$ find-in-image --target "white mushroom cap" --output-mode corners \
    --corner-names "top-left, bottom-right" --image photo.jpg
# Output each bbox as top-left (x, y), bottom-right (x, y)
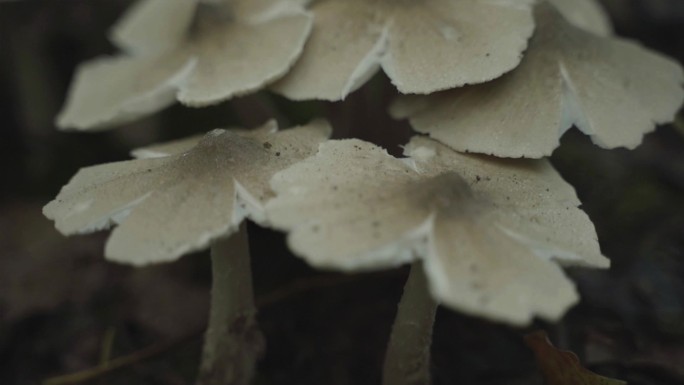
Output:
top-left (271, 0), bottom-right (535, 100)
top-left (44, 120), bottom-right (331, 266)
top-left (392, 1), bottom-right (684, 158)
top-left (266, 136), bottom-right (608, 325)
top-left (57, 0), bottom-right (313, 130)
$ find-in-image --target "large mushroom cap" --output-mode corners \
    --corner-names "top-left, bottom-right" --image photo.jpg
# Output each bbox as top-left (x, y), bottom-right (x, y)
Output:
top-left (57, 0), bottom-right (313, 130)
top-left (266, 136), bottom-right (608, 324)
top-left (44, 119), bottom-right (331, 265)
top-left (392, 1), bottom-right (684, 158)
top-left (271, 0), bottom-right (535, 100)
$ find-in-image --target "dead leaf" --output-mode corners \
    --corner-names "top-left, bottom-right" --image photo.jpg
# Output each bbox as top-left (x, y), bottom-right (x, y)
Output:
top-left (525, 330), bottom-right (627, 385)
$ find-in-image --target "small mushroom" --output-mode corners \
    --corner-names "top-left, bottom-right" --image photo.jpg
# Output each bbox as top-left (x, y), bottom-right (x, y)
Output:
top-left (44, 119), bottom-right (331, 385)
top-left (271, 0), bottom-right (535, 100)
top-left (266, 136), bottom-right (609, 384)
top-left (57, 0), bottom-right (313, 130)
top-left (392, 1), bottom-right (684, 158)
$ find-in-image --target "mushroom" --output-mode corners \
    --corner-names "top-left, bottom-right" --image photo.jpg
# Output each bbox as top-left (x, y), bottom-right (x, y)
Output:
top-left (43, 119), bottom-right (331, 385)
top-left (265, 136), bottom-right (609, 384)
top-left (56, 0), bottom-right (313, 130)
top-left (391, 0), bottom-right (684, 158)
top-left (271, 0), bottom-right (535, 100)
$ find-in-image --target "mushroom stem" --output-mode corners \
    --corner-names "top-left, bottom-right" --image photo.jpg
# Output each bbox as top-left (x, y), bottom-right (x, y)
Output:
top-left (196, 223), bottom-right (264, 385)
top-left (382, 263), bottom-right (438, 385)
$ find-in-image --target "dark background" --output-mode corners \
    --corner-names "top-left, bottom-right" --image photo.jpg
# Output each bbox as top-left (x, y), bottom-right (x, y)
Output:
top-left (0, 1), bottom-right (683, 384)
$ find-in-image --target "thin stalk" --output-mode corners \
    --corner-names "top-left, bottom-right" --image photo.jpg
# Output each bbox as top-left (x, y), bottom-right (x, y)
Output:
top-left (382, 263), bottom-right (438, 385)
top-left (196, 223), bottom-right (264, 385)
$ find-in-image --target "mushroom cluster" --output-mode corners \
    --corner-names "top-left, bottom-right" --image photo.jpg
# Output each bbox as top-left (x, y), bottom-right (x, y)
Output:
top-left (57, 0), bottom-right (312, 129)
top-left (46, 0), bottom-right (683, 384)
